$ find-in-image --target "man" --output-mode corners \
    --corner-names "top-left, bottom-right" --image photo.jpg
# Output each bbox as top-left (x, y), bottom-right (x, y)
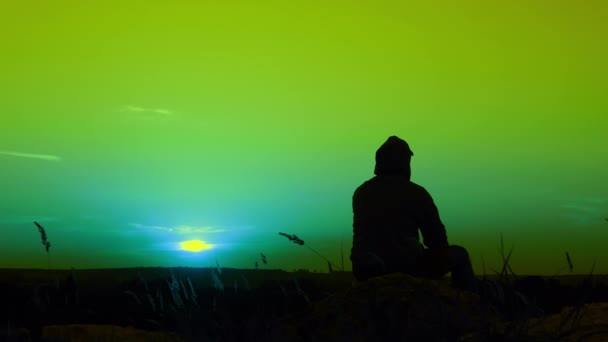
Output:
top-left (350, 136), bottom-right (475, 291)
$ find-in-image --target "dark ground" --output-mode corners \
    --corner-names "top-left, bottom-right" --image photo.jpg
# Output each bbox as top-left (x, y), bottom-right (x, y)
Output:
top-left (1, 268), bottom-right (607, 341)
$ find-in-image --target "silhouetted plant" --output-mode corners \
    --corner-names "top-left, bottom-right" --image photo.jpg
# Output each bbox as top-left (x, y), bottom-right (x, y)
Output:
top-left (239, 273), bottom-right (251, 291)
top-left (33, 221), bottom-right (51, 270)
top-left (278, 232), bottom-right (304, 245)
top-left (278, 232), bottom-right (342, 272)
top-left (167, 272), bottom-right (185, 310)
top-left (260, 253), bottom-right (267, 264)
top-left (340, 239), bottom-right (345, 272)
top-left (209, 268), bottom-right (224, 293)
top-left (553, 260), bottom-right (598, 340)
top-left (498, 233), bottom-right (517, 283)
top-left (292, 277), bottom-right (310, 304)
top-left (186, 278), bottom-right (197, 306)
top-left (565, 251), bottom-right (574, 273)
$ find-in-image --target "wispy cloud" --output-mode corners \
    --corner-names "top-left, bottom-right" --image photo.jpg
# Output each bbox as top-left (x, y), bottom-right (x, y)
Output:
top-left (0, 216), bottom-right (58, 225)
top-left (0, 150), bottom-right (61, 162)
top-left (560, 198), bottom-right (608, 225)
top-left (130, 223), bottom-right (224, 235)
top-left (121, 105), bottom-right (174, 118)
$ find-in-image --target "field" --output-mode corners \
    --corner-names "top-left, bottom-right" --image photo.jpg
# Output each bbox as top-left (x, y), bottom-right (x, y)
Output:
top-left (1, 267), bottom-right (608, 341)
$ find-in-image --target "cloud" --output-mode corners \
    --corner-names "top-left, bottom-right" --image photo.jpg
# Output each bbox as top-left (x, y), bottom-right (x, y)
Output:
top-left (0, 216), bottom-right (58, 225)
top-left (122, 105), bottom-right (174, 118)
top-left (560, 198), bottom-right (608, 225)
top-left (130, 223), bottom-right (224, 235)
top-left (0, 150), bottom-right (61, 162)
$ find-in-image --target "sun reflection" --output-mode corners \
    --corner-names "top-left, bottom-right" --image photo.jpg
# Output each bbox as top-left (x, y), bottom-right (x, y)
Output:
top-left (180, 240), bottom-right (213, 252)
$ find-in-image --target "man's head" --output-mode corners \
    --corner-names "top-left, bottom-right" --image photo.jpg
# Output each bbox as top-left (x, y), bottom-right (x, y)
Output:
top-left (374, 136), bottom-right (414, 178)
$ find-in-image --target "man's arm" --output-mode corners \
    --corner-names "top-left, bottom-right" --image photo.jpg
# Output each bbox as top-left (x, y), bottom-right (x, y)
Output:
top-left (418, 188), bottom-right (449, 249)
top-left (351, 186), bottom-right (368, 253)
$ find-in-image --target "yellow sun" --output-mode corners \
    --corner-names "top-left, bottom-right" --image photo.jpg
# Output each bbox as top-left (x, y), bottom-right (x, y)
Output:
top-left (180, 240), bottom-right (213, 252)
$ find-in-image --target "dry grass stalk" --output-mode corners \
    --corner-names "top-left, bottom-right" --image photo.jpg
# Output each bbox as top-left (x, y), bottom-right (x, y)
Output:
top-left (279, 232), bottom-right (342, 272)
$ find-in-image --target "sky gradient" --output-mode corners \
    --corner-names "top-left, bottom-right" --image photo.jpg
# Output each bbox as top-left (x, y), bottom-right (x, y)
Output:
top-left (1, 0), bottom-right (607, 274)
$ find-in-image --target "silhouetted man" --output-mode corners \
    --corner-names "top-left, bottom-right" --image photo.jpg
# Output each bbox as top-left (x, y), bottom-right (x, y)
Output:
top-left (351, 136), bottom-right (475, 291)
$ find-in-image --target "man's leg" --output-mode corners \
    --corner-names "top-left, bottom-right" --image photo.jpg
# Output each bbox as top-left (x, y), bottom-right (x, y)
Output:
top-left (352, 252), bottom-right (387, 281)
top-left (418, 245), bottom-right (475, 291)
top-left (447, 245), bottom-right (476, 291)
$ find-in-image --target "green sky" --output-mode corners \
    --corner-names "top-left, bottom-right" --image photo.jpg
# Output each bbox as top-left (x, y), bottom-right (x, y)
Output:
top-left (1, 0), bottom-right (607, 274)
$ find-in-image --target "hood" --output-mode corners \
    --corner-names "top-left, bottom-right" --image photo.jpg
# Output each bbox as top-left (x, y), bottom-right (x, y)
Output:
top-left (374, 136), bottom-right (414, 177)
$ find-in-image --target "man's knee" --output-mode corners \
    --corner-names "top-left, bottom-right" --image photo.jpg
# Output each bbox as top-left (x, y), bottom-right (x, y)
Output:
top-left (449, 245), bottom-right (470, 264)
top-left (352, 252), bottom-right (386, 281)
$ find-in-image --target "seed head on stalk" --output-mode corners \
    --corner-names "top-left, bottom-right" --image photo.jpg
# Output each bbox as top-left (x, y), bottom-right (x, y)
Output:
top-left (34, 221), bottom-right (51, 253)
top-left (34, 221), bottom-right (52, 270)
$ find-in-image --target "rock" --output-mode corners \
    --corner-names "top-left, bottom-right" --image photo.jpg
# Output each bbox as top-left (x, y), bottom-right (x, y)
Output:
top-left (524, 302), bottom-right (608, 342)
top-left (41, 324), bottom-right (183, 341)
top-left (274, 272), bottom-right (502, 341)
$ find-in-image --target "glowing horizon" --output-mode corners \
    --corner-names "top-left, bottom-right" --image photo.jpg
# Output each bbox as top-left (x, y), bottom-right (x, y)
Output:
top-left (180, 240), bottom-right (213, 253)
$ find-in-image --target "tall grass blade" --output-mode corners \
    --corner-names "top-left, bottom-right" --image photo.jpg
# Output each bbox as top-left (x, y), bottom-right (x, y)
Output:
top-left (124, 290), bottom-right (142, 305)
top-left (481, 254), bottom-right (487, 280)
top-left (341, 238), bottom-right (345, 271)
top-left (239, 273), bottom-right (251, 291)
top-left (33, 221), bottom-right (51, 252)
top-left (187, 277), bottom-right (197, 306)
top-left (260, 253), bottom-right (267, 264)
top-left (33, 222), bottom-right (52, 270)
top-left (566, 251), bottom-right (573, 273)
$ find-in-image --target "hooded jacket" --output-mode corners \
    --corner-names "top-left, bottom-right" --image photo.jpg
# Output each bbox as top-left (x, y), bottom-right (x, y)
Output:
top-left (351, 136), bottom-right (449, 278)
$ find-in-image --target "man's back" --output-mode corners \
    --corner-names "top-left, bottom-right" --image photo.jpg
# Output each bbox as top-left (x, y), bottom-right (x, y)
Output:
top-left (351, 175), bottom-right (448, 276)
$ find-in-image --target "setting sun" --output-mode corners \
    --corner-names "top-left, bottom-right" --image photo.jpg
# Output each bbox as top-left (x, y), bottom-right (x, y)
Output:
top-left (180, 240), bottom-right (213, 252)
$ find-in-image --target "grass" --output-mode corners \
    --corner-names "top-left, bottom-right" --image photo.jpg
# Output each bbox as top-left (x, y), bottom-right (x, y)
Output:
top-left (4, 267), bottom-right (607, 341)
top-left (279, 232), bottom-right (343, 272)
top-left (2, 228), bottom-right (606, 341)
top-left (475, 235), bottom-right (606, 341)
